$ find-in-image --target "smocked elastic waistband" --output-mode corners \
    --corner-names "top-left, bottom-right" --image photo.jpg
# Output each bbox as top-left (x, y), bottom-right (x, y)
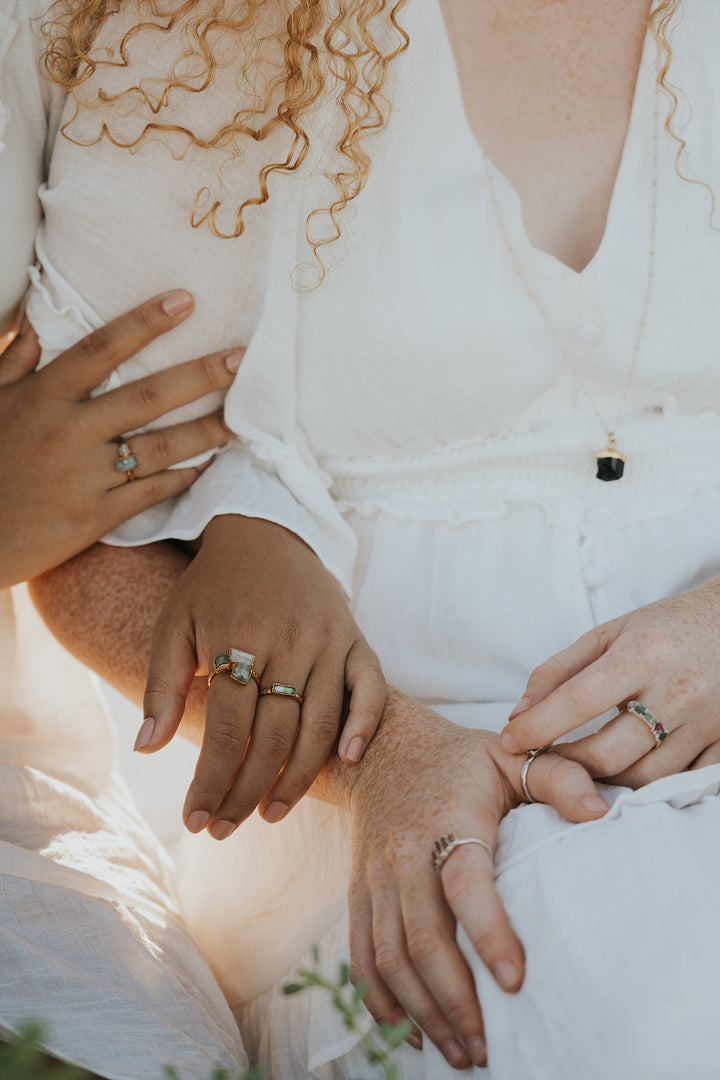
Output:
top-left (326, 413), bottom-right (720, 510)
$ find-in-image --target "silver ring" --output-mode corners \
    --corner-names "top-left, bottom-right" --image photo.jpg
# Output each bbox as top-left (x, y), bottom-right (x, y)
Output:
top-left (432, 833), bottom-right (493, 873)
top-left (626, 700), bottom-right (668, 748)
top-left (520, 748), bottom-right (549, 804)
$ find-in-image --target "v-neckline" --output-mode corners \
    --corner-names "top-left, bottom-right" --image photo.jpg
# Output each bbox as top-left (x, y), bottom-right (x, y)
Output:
top-left (432, 0), bottom-right (656, 280)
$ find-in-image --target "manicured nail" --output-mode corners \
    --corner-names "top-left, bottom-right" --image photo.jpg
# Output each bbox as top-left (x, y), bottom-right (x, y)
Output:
top-left (133, 716), bottom-right (155, 751)
top-left (263, 801), bottom-right (288, 823)
top-left (160, 289), bottom-right (193, 316)
top-left (494, 960), bottom-right (521, 993)
top-left (467, 1035), bottom-right (487, 1067)
top-left (581, 793), bottom-right (608, 815)
top-left (208, 819), bottom-right (236, 841)
top-left (499, 728), bottom-right (521, 754)
top-left (224, 350), bottom-right (244, 373)
top-left (344, 736), bottom-right (365, 764)
top-left (441, 1039), bottom-right (467, 1068)
top-left (509, 696), bottom-right (531, 720)
top-left (406, 1029), bottom-right (423, 1051)
top-left (185, 810), bottom-right (210, 834)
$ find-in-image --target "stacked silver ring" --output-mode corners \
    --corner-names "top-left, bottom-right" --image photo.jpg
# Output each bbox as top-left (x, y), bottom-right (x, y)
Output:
top-left (432, 833), bottom-right (493, 873)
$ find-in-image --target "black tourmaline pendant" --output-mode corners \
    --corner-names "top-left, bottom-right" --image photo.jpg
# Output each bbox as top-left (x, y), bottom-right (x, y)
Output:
top-left (596, 441), bottom-right (626, 482)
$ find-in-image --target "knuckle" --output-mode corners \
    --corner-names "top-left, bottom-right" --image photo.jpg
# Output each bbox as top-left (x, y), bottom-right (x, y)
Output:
top-left (374, 942), bottom-right (406, 982)
top-left (255, 726), bottom-right (294, 762)
top-left (280, 614), bottom-right (303, 653)
top-left (405, 926), bottom-right (443, 967)
top-left (310, 710), bottom-right (340, 744)
top-left (145, 430), bottom-right (172, 465)
top-left (134, 380), bottom-right (162, 411)
top-left (208, 721), bottom-right (247, 757)
top-left (77, 328), bottom-right (111, 363)
top-left (199, 355), bottom-right (225, 391)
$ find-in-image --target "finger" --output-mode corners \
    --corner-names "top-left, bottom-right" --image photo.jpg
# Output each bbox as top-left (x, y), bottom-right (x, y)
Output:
top-left (0, 322), bottom-right (41, 385)
top-left (371, 880), bottom-right (478, 1069)
top-left (519, 750), bottom-right (609, 821)
top-left (183, 658), bottom-right (260, 835)
top-left (508, 625), bottom-right (617, 720)
top-left (555, 708), bottom-right (663, 779)
top-left (94, 347), bottom-right (243, 435)
top-left (103, 461), bottom-right (212, 526)
top-left (258, 650), bottom-right (345, 821)
top-left (42, 290), bottom-right (195, 397)
top-left (690, 739), bottom-right (720, 771)
top-left (348, 876), bottom-right (423, 1053)
top-left (338, 638), bottom-right (386, 764)
top-left (105, 413), bottom-right (229, 487)
top-left (139, 609), bottom-right (198, 755)
top-left (393, 852), bottom-right (483, 1068)
top-left (211, 662), bottom-right (309, 836)
top-left (611, 725), bottom-right (703, 787)
top-left (499, 648), bottom-right (639, 755)
top-left (430, 812), bottom-right (524, 1004)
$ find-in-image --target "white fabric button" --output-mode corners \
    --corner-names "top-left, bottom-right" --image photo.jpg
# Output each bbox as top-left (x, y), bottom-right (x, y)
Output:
top-left (576, 322), bottom-right (603, 345)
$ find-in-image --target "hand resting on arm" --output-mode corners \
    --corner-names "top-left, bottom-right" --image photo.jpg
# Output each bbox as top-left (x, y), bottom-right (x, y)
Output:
top-left (30, 533), bottom-right (608, 1073)
top-left (0, 291), bottom-right (242, 588)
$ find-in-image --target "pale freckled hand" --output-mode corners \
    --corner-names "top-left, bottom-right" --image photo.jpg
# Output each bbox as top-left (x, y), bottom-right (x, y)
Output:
top-left (499, 578), bottom-right (720, 786)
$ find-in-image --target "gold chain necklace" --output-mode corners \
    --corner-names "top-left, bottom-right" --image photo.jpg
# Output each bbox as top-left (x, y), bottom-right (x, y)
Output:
top-left (482, 90), bottom-right (660, 482)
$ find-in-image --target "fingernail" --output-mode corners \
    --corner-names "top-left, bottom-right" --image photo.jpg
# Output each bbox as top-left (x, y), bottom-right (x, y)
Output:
top-left (509, 696), bottom-right (531, 720)
top-left (224, 349), bottom-right (244, 373)
top-left (19, 314), bottom-right (30, 335)
top-left (406, 1030), bottom-right (423, 1051)
top-left (185, 810), bottom-right (210, 834)
top-left (263, 801), bottom-right (288, 823)
top-left (494, 960), bottom-right (521, 993)
top-left (344, 736), bottom-right (365, 764)
top-left (581, 793), bottom-right (608, 816)
top-left (161, 289), bottom-right (193, 316)
top-left (467, 1035), bottom-right (487, 1067)
top-left (208, 819), bottom-right (236, 841)
top-left (499, 728), bottom-right (521, 754)
top-left (133, 716), bottom-right (155, 751)
top-left (441, 1039), bottom-right (467, 1068)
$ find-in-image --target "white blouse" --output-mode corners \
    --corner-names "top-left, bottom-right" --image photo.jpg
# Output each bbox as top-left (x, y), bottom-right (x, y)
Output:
top-left (25, 0), bottom-right (720, 597)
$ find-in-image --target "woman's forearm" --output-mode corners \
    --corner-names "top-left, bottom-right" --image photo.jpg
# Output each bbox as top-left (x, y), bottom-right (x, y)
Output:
top-left (29, 541), bottom-right (208, 745)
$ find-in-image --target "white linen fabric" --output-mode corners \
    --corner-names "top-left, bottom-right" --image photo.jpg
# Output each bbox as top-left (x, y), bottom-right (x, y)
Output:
top-left (0, 4), bottom-right (249, 1076)
top-left (24, 0), bottom-right (720, 1076)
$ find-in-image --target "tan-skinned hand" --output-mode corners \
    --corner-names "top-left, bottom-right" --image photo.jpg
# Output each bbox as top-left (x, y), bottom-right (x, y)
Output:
top-left (341, 690), bottom-right (608, 1071)
top-left (139, 513), bottom-right (386, 837)
top-left (499, 577), bottom-right (720, 785)
top-left (0, 291), bottom-right (243, 588)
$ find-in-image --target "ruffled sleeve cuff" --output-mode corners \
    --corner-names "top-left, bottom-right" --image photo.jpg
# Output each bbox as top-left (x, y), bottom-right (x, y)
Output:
top-left (104, 441), bottom-right (358, 598)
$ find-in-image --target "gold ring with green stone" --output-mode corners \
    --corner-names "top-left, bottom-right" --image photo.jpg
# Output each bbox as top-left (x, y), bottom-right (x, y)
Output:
top-left (207, 648), bottom-right (261, 688)
top-left (258, 682), bottom-right (304, 706)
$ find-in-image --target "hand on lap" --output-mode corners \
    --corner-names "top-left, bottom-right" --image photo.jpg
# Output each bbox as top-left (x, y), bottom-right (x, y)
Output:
top-left (499, 578), bottom-right (720, 786)
top-left (141, 514), bottom-right (386, 836)
top-left (346, 691), bottom-right (607, 1070)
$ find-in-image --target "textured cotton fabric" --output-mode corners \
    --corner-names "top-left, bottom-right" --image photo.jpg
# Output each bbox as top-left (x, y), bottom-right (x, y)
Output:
top-left (0, 4), bottom-right (249, 1076)
top-left (22, 0), bottom-right (720, 1076)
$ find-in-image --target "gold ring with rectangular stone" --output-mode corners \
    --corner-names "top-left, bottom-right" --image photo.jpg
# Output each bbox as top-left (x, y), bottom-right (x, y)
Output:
top-left (258, 683), bottom-right (304, 706)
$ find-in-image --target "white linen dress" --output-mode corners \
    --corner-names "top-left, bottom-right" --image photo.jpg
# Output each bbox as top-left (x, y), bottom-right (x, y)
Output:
top-left (25, 0), bottom-right (720, 1076)
top-left (0, 3), bottom-right (249, 1076)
